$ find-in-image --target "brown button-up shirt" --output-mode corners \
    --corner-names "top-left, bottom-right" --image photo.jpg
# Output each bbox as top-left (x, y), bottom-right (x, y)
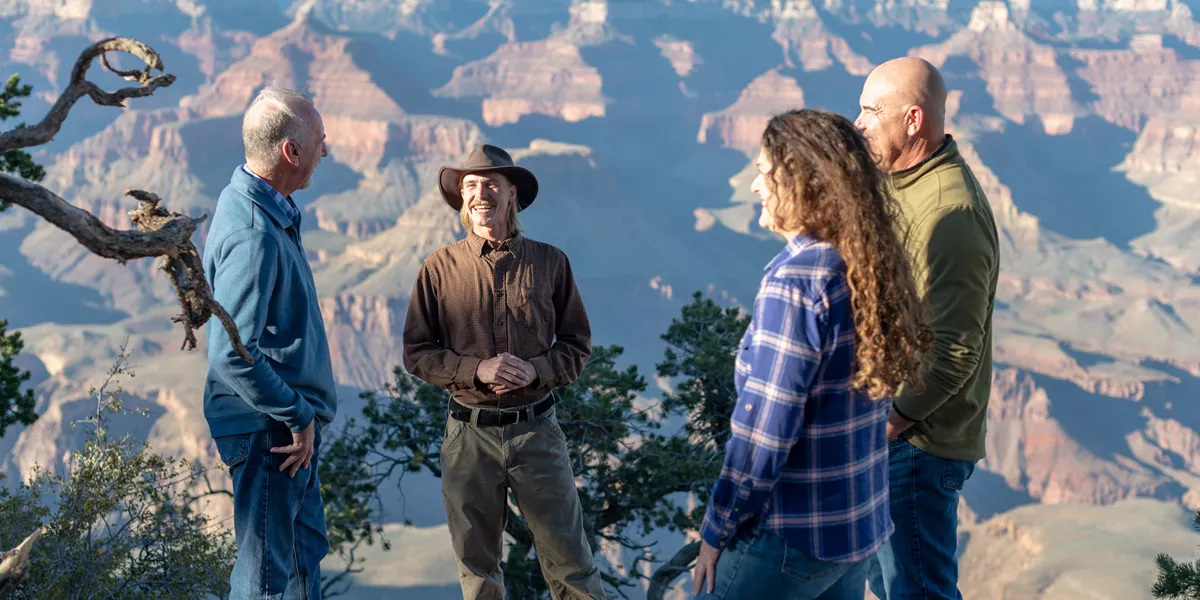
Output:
top-left (402, 232), bottom-right (592, 408)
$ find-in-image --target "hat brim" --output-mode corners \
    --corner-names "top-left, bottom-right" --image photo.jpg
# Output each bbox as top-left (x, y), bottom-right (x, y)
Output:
top-left (439, 165), bottom-right (539, 212)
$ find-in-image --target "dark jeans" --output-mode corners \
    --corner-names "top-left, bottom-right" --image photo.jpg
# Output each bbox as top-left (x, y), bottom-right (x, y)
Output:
top-left (868, 439), bottom-right (975, 600)
top-left (214, 421), bottom-right (328, 600)
top-left (695, 526), bottom-right (871, 600)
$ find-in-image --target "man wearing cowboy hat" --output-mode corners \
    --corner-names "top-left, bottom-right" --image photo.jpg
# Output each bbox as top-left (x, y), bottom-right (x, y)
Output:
top-left (402, 144), bottom-right (605, 599)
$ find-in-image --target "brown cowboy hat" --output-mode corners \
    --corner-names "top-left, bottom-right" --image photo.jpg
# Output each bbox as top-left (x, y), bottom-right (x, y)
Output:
top-left (438, 144), bottom-right (539, 212)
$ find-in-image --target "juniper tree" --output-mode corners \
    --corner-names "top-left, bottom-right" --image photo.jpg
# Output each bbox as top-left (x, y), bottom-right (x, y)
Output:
top-left (0, 37), bottom-right (248, 589)
top-left (0, 74), bottom-right (42, 438)
top-left (0, 345), bottom-right (236, 598)
top-left (320, 291), bottom-right (749, 599)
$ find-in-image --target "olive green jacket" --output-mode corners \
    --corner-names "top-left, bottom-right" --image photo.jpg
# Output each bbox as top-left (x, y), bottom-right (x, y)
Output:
top-left (890, 137), bottom-right (1000, 462)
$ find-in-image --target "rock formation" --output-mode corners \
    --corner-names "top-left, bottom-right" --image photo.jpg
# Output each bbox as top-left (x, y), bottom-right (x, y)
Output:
top-left (3, 1), bottom-right (1200, 596)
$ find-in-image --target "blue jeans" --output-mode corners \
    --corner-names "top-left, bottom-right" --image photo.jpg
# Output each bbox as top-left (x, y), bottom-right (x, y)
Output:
top-left (214, 421), bottom-right (328, 600)
top-left (695, 526), bottom-right (871, 600)
top-left (868, 439), bottom-right (975, 600)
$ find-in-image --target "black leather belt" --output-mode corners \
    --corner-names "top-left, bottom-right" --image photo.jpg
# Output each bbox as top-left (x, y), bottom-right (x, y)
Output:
top-left (448, 395), bottom-right (554, 427)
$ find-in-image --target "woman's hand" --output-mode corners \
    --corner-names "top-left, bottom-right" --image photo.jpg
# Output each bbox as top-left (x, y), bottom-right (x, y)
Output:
top-left (691, 540), bottom-right (722, 595)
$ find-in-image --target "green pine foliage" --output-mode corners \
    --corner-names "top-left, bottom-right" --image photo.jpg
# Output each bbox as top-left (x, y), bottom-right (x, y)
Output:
top-left (0, 319), bottom-right (37, 437)
top-left (0, 73), bottom-right (46, 212)
top-left (1153, 510), bottom-right (1200, 599)
top-left (0, 74), bottom-right (44, 438)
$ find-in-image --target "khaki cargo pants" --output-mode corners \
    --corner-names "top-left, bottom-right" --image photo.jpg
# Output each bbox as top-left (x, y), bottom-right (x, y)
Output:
top-left (441, 404), bottom-right (607, 600)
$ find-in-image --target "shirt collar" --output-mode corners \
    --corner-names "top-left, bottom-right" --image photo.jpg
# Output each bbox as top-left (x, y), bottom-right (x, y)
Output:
top-left (467, 231), bottom-right (523, 257)
top-left (242, 165), bottom-right (302, 230)
top-left (765, 233), bottom-right (816, 272)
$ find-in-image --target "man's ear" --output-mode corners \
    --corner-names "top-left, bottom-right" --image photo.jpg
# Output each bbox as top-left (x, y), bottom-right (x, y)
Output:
top-left (905, 106), bottom-right (924, 137)
top-left (282, 140), bottom-right (301, 166)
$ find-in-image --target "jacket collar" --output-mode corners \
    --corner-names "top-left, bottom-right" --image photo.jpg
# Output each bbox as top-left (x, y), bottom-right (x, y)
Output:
top-left (231, 165), bottom-right (298, 229)
top-left (888, 135), bottom-right (959, 191)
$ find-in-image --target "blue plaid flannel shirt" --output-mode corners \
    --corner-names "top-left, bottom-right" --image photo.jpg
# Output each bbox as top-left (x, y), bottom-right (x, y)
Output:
top-left (698, 234), bottom-right (894, 563)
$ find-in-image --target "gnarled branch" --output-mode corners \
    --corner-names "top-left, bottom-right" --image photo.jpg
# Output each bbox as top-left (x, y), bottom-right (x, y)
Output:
top-left (0, 173), bottom-right (200, 261)
top-left (646, 541), bottom-right (699, 600)
top-left (0, 37), bottom-right (250, 363)
top-left (127, 190), bottom-right (251, 362)
top-left (0, 37), bottom-right (175, 153)
top-left (0, 527), bottom-right (44, 596)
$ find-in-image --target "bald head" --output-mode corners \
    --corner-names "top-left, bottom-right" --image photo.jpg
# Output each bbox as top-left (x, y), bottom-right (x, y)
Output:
top-left (855, 57), bottom-right (948, 172)
top-left (868, 57), bottom-right (947, 129)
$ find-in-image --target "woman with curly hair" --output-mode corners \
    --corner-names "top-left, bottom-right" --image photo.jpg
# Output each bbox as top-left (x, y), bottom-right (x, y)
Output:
top-left (691, 108), bottom-right (933, 599)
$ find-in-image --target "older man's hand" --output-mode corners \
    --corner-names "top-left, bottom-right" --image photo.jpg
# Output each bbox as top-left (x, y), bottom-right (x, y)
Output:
top-left (887, 410), bottom-right (916, 441)
top-left (270, 420), bottom-right (316, 478)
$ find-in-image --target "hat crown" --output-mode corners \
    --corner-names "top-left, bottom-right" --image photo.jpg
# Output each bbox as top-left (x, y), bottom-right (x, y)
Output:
top-left (466, 144), bottom-right (516, 170)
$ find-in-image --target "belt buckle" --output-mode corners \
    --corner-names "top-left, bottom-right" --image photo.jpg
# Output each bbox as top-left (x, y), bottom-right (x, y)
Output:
top-left (499, 410), bottom-right (519, 426)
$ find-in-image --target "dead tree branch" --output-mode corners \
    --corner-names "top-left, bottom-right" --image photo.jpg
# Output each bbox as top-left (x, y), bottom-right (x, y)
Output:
top-left (0, 174), bottom-right (199, 261)
top-left (0, 527), bottom-right (44, 596)
top-left (127, 190), bottom-right (250, 362)
top-left (646, 541), bottom-right (699, 600)
top-left (0, 37), bottom-right (251, 362)
top-left (0, 37), bottom-right (175, 153)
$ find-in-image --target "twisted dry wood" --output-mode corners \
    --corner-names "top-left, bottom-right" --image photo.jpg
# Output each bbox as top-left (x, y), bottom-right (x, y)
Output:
top-left (0, 37), bottom-right (175, 154)
top-left (0, 37), bottom-right (249, 362)
top-left (646, 541), bottom-right (700, 600)
top-left (127, 191), bottom-right (252, 363)
top-left (0, 528), bottom-right (43, 595)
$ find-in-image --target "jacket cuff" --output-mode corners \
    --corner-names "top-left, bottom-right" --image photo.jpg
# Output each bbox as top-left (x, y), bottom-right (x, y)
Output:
top-left (893, 385), bottom-right (950, 422)
top-left (891, 403), bottom-right (919, 424)
top-left (455, 356), bottom-right (482, 386)
top-left (286, 397), bottom-right (315, 434)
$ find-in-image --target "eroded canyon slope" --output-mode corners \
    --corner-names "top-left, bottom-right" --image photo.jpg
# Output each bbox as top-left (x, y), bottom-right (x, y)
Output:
top-left (2, 1), bottom-right (1200, 597)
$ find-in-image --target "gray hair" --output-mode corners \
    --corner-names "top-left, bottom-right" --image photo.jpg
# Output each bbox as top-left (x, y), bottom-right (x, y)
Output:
top-left (242, 85), bottom-right (315, 168)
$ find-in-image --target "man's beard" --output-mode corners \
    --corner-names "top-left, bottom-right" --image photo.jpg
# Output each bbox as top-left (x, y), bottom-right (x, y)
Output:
top-left (298, 156), bottom-right (321, 191)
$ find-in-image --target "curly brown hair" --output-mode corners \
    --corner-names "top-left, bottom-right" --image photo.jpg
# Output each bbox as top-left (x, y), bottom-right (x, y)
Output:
top-left (760, 108), bottom-right (933, 400)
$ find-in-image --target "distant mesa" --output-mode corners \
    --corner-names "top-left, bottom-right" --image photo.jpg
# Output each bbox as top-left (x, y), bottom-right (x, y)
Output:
top-left (432, 39), bottom-right (606, 127)
top-left (697, 69), bottom-right (806, 155)
top-left (724, 0), bottom-right (874, 75)
top-left (654, 35), bottom-right (701, 78)
top-left (913, 1), bottom-right (1077, 135)
top-left (180, 14), bottom-right (405, 121)
top-left (1072, 34), bottom-right (1200, 131)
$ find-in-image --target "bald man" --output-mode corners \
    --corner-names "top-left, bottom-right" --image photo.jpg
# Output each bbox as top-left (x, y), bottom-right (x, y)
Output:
top-left (203, 84), bottom-right (335, 599)
top-left (855, 57), bottom-right (1000, 600)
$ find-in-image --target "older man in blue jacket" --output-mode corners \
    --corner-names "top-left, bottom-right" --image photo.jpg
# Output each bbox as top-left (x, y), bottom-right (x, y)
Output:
top-left (203, 84), bottom-right (336, 600)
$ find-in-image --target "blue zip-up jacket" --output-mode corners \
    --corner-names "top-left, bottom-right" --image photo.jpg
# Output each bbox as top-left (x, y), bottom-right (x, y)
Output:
top-left (202, 166), bottom-right (338, 438)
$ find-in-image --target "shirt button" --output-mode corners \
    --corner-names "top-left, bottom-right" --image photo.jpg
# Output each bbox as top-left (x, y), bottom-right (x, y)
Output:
top-left (744, 403), bottom-right (753, 411)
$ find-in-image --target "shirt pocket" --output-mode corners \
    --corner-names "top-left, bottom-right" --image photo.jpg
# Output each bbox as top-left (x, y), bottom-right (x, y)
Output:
top-left (511, 264), bottom-right (556, 334)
